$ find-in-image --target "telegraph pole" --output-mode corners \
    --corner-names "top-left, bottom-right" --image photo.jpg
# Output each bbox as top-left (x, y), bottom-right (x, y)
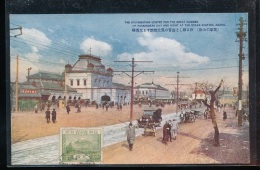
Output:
top-left (15, 56), bottom-right (19, 112)
top-left (26, 67), bottom-right (32, 84)
top-left (64, 69), bottom-right (67, 106)
top-left (195, 82), bottom-right (198, 108)
top-left (236, 17), bottom-right (247, 127)
top-left (114, 58), bottom-right (154, 122)
top-left (11, 26), bottom-right (22, 112)
top-left (166, 71), bottom-right (190, 115)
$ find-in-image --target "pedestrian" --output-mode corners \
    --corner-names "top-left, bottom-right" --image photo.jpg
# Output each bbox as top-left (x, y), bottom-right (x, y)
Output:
top-left (162, 121), bottom-right (169, 145)
top-left (51, 108), bottom-right (57, 123)
top-left (34, 104), bottom-right (38, 113)
top-left (76, 104), bottom-right (81, 113)
top-left (171, 119), bottom-right (179, 140)
top-left (105, 104), bottom-right (109, 111)
top-left (223, 111), bottom-right (227, 120)
top-left (45, 108), bottom-right (51, 123)
top-left (41, 103), bottom-right (45, 111)
top-left (168, 120), bottom-right (173, 142)
top-left (66, 104), bottom-right (71, 114)
top-left (125, 122), bottom-right (136, 151)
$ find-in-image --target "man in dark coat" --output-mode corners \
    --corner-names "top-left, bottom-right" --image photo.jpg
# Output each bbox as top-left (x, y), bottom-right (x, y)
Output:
top-left (51, 108), bottom-right (57, 123)
top-left (66, 104), bottom-right (70, 114)
top-left (162, 121), bottom-right (170, 145)
top-left (125, 122), bottom-right (136, 151)
top-left (45, 108), bottom-right (51, 123)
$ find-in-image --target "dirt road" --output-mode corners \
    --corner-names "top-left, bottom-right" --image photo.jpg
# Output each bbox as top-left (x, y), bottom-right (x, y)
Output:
top-left (11, 105), bottom-right (250, 164)
top-left (11, 104), bottom-right (177, 143)
top-left (102, 108), bottom-right (250, 164)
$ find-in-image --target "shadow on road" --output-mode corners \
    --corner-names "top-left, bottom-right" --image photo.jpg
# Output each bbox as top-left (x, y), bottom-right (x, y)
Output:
top-left (190, 122), bottom-right (250, 164)
top-left (178, 132), bottom-right (203, 141)
top-left (121, 143), bottom-right (129, 149)
top-left (156, 137), bottom-right (163, 144)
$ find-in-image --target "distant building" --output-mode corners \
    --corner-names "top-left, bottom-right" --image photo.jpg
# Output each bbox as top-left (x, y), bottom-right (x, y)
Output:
top-left (134, 82), bottom-right (172, 101)
top-left (10, 83), bottom-right (41, 111)
top-left (28, 71), bottom-right (79, 103)
top-left (191, 89), bottom-right (206, 101)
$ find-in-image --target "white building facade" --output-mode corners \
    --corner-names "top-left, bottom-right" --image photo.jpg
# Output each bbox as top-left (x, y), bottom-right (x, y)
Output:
top-left (65, 54), bottom-right (130, 104)
top-left (134, 82), bottom-right (172, 100)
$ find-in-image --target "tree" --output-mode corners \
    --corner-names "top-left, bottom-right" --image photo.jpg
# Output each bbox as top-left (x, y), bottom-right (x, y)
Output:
top-left (200, 79), bottom-right (224, 146)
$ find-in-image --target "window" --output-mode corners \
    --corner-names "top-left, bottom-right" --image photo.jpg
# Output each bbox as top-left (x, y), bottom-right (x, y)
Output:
top-left (70, 80), bottom-right (73, 86)
top-left (77, 79), bottom-right (80, 86)
top-left (84, 79), bottom-right (87, 86)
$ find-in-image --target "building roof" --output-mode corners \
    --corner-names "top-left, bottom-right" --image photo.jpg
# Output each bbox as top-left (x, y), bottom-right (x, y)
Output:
top-left (19, 93), bottom-right (41, 98)
top-left (69, 54), bottom-right (113, 76)
top-left (193, 89), bottom-right (205, 94)
top-left (135, 82), bottom-right (169, 91)
top-left (112, 83), bottom-right (130, 89)
top-left (29, 71), bottom-right (64, 81)
top-left (18, 83), bottom-right (41, 98)
top-left (33, 82), bottom-right (77, 93)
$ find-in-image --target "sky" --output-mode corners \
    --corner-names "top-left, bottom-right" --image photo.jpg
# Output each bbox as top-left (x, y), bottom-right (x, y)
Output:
top-left (9, 13), bottom-right (249, 92)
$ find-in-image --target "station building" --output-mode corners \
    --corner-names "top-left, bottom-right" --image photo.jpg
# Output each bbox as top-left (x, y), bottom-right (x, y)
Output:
top-left (64, 54), bottom-right (130, 104)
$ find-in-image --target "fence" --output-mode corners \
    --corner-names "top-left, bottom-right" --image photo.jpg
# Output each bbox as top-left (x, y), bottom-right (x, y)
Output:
top-left (18, 100), bottom-right (38, 111)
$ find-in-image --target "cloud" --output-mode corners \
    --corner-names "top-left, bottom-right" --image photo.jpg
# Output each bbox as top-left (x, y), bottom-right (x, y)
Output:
top-left (31, 46), bottom-right (39, 53)
top-left (20, 28), bottom-right (52, 50)
top-left (59, 58), bottom-right (66, 64)
top-left (60, 39), bottom-right (69, 45)
top-left (117, 32), bottom-right (209, 68)
top-left (10, 54), bottom-right (40, 82)
top-left (48, 28), bottom-right (54, 33)
top-left (24, 52), bottom-right (42, 62)
top-left (80, 37), bottom-right (112, 57)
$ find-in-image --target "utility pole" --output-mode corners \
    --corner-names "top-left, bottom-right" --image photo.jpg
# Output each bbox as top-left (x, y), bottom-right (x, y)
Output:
top-left (166, 71), bottom-right (190, 115)
top-left (236, 17), bottom-right (247, 127)
top-left (114, 58), bottom-right (154, 122)
top-left (26, 67), bottom-right (32, 84)
top-left (64, 70), bottom-right (67, 106)
top-left (15, 56), bottom-right (19, 112)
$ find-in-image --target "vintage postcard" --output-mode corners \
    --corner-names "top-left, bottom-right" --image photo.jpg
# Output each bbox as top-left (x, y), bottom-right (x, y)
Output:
top-left (9, 13), bottom-right (250, 165)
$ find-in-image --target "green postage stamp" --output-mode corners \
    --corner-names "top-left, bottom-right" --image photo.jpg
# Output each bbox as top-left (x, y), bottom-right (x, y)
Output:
top-left (60, 128), bottom-right (103, 164)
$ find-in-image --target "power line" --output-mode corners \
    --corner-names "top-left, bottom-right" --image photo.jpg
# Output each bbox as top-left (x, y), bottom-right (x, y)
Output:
top-left (114, 58), bottom-right (154, 122)
top-left (166, 71), bottom-right (190, 114)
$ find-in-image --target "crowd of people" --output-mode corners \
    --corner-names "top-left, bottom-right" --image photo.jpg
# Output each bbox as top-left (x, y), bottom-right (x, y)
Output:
top-left (36, 101), bottom-right (127, 124)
